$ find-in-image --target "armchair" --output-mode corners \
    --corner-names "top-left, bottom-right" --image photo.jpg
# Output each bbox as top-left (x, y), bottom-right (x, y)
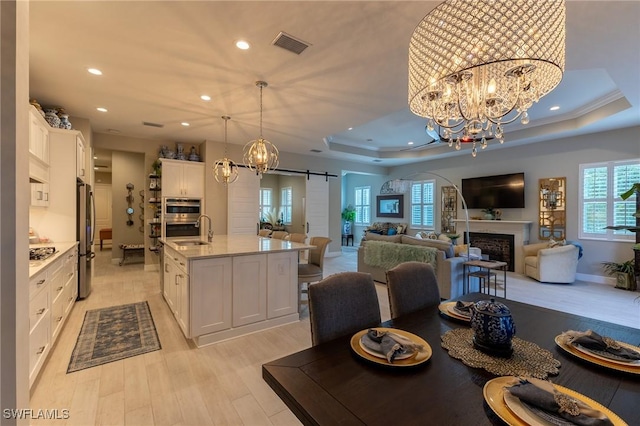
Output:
top-left (522, 242), bottom-right (580, 284)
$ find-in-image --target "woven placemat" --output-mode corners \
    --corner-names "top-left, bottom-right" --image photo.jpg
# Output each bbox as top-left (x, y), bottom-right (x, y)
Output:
top-left (441, 328), bottom-right (560, 379)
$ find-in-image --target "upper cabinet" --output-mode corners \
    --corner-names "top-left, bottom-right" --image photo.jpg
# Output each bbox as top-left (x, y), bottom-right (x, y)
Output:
top-left (29, 107), bottom-right (50, 183)
top-left (161, 159), bottom-right (204, 198)
top-left (76, 135), bottom-right (86, 180)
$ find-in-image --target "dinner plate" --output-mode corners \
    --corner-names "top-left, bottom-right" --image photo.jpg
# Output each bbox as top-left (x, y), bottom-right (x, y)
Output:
top-left (350, 328), bottom-right (432, 367)
top-left (572, 343), bottom-right (640, 365)
top-left (555, 335), bottom-right (640, 375)
top-left (358, 335), bottom-right (415, 360)
top-left (438, 301), bottom-right (471, 322)
top-left (483, 376), bottom-right (627, 426)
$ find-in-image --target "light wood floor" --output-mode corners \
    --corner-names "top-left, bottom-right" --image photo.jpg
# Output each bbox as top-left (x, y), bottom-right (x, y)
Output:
top-left (30, 246), bottom-right (639, 425)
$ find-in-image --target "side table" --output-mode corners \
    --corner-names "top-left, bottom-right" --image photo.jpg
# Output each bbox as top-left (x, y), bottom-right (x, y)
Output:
top-left (463, 259), bottom-right (507, 297)
top-left (341, 233), bottom-right (354, 246)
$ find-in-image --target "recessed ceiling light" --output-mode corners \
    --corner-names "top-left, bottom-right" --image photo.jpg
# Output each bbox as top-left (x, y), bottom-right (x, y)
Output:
top-left (93, 156), bottom-right (98, 159)
top-left (235, 40), bottom-right (250, 50)
top-left (181, 122), bottom-right (190, 127)
top-left (96, 107), bottom-right (108, 112)
top-left (550, 105), bottom-right (560, 111)
top-left (87, 68), bottom-right (102, 76)
top-left (408, 141), bottom-right (414, 145)
top-left (200, 95), bottom-right (211, 101)
top-left (348, 127), bottom-right (353, 131)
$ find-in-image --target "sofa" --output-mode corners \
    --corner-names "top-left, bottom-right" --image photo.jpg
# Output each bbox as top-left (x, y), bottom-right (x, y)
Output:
top-left (522, 242), bottom-right (580, 283)
top-left (357, 232), bottom-right (468, 299)
top-left (363, 222), bottom-right (409, 236)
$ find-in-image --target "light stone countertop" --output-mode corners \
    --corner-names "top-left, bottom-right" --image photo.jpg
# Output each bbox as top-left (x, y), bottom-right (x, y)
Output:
top-left (29, 241), bottom-right (78, 278)
top-left (160, 235), bottom-right (314, 260)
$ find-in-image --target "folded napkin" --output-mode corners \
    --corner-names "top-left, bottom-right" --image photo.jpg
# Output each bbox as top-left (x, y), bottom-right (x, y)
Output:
top-left (361, 329), bottom-right (423, 363)
top-left (453, 301), bottom-right (474, 317)
top-left (505, 378), bottom-right (613, 426)
top-left (563, 330), bottom-right (640, 361)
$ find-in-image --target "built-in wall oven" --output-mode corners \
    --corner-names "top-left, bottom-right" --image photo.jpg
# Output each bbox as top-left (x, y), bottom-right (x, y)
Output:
top-left (163, 198), bottom-right (202, 238)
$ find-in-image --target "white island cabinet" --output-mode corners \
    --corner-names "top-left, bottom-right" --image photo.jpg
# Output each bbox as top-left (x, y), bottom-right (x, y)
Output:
top-left (161, 235), bottom-right (311, 347)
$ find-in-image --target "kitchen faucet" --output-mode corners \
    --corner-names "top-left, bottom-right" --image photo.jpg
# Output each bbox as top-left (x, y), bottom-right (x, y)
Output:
top-left (195, 214), bottom-right (213, 242)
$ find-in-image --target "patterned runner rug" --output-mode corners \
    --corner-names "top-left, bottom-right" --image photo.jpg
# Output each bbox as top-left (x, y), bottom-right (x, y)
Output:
top-left (67, 301), bottom-right (161, 373)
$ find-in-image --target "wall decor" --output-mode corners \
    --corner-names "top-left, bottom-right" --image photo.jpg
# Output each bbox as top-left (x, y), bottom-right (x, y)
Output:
top-left (376, 194), bottom-right (404, 218)
top-left (441, 186), bottom-right (457, 233)
top-left (126, 183), bottom-right (135, 226)
top-left (539, 177), bottom-right (566, 240)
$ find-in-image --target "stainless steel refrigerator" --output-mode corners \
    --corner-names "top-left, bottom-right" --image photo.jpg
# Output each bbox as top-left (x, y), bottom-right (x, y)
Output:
top-left (77, 180), bottom-right (95, 298)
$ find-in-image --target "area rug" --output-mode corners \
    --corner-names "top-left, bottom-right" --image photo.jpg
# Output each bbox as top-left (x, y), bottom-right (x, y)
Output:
top-left (67, 301), bottom-right (161, 373)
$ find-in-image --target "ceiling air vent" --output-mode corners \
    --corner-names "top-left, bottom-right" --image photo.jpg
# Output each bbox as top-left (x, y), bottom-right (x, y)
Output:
top-left (310, 149), bottom-right (322, 153)
top-left (142, 121), bottom-right (164, 128)
top-left (272, 32), bottom-right (310, 55)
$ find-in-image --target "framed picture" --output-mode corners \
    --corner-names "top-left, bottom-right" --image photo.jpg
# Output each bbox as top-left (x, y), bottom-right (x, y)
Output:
top-left (376, 194), bottom-right (404, 218)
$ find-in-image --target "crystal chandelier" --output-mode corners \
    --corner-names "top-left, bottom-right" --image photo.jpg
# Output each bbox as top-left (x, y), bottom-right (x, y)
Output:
top-left (243, 81), bottom-right (279, 177)
top-left (409, 0), bottom-right (565, 157)
top-left (213, 115), bottom-right (239, 185)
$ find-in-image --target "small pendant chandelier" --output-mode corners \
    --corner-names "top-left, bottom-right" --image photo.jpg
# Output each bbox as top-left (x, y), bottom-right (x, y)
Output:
top-left (243, 81), bottom-right (279, 178)
top-left (213, 115), bottom-right (239, 185)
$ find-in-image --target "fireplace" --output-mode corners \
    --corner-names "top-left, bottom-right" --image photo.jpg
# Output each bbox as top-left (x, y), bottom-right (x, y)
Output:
top-left (466, 232), bottom-right (515, 272)
top-left (454, 219), bottom-right (531, 274)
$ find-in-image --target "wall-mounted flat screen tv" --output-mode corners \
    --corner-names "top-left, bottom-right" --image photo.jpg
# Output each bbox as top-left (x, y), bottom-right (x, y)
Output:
top-left (461, 172), bottom-right (525, 209)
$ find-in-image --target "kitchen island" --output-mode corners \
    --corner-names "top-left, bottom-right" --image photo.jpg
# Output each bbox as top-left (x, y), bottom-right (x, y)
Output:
top-left (160, 235), bottom-right (313, 347)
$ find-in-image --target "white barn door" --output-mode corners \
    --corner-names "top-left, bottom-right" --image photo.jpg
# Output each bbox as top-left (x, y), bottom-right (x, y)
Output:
top-left (227, 168), bottom-right (260, 235)
top-left (305, 174), bottom-right (329, 239)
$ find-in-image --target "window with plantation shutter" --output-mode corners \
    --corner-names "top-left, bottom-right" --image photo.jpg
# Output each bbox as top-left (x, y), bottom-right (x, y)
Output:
top-left (259, 188), bottom-right (272, 221)
top-left (580, 159), bottom-right (639, 241)
top-left (411, 180), bottom-right (435, 229)
top-left (355, 186), bottom-right (371, 226)
top-left (281, 187), bottom-right (292, 224)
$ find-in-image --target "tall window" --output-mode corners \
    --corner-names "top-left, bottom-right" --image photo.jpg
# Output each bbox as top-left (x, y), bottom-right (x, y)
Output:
top-left (411, 180), bottom-right (435, 229)
top-left (281, 187), bottom-right (292, 225)
top-left (354, 186), bottom-right (370, 225)
top-left (580, 159), bottom-right (639, 241)
top-left (259, 188), bottom-right (272, 221)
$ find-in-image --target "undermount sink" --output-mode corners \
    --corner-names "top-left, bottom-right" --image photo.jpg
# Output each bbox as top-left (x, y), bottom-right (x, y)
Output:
top-left (173, 240), bottom-right (209, 246)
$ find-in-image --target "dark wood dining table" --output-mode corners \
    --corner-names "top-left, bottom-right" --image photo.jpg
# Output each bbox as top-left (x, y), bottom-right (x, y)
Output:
top-left (262, 293), bottom-right (640, 426)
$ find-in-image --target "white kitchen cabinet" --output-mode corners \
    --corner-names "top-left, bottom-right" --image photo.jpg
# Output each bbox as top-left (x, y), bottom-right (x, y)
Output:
top-left (161, 159), bottom-right (205, 198)
top-left (164, 246), bottom-right (190, 335)
top-left (266, 251), bottom-right (298, 319)
top-left (40, 129), bottom-right (86, 242)
top-left (30, 182), bottom-right (50, 207)
top-left (176, 264), bottom-right (190, 336)
top-left (29, 243), bottom-right (77, 388)
top-left (232, 254), bottom-right (267, 327)
top-left (163, 253), bottom-right (178, 314)
top-left (29, 108), bottom-right (50, 166)
top-left (190, 257), bottom-right (232, 336)
top-left (76, 135), bottom-right (86, 180)
top-left (62, 248), bottom-right (77, 314)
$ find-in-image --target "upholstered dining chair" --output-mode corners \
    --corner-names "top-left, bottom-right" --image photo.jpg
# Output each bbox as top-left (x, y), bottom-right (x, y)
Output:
top-left (258, 229), bottom-right (272, 237)
top-left (385, 261), bottom-right (441, 319)
top-left (270, 231), bottom-right (289, 240)
top-left (308, 272), bottom-right (381, 346)
top-left (287, 233), bottom-right (307, 243)
top-left (298, 236), bottom-right (331, 312)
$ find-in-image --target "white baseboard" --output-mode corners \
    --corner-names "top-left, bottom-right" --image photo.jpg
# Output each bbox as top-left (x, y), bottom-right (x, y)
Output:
top-left (575, 272), bottom-right (614, 285)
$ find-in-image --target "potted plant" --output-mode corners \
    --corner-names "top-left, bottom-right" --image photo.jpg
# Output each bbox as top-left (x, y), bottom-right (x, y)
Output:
top-left (341, 205), bottom-right (356, 234)
top-left (605, 182), bottom-right (639, 289)
top-left (481, 207), bottom-right (496, 220)
top-left (602, 259), bottom-right (636, 290)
